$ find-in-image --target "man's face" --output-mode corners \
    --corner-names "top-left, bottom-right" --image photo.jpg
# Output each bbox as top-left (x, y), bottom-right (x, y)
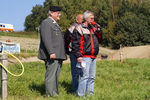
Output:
top-left (50, 11), bottom-right (61, 22)
top-left (87, 15), bottom-right (94, 25)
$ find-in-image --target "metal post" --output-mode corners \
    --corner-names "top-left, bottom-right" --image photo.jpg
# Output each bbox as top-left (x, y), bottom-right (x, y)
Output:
top-left (0, 53), bottom-right (8, 100)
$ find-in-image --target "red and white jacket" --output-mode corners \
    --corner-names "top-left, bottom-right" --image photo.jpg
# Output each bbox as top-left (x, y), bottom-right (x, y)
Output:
top-left (72, 23), bottom-right (102, 58)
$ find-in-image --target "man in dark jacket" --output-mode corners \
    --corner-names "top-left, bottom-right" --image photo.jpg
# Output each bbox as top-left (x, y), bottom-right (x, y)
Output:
top-left (38, 6), bottom-right (66, 97)
top-left (64, 14), bottom-right (83, 93)
top-left (72, 10), bottom-right (102, 97)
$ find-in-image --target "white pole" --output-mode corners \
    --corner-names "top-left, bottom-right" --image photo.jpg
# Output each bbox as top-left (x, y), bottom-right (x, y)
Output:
top-left (120, 44), bottom-right (123, 62)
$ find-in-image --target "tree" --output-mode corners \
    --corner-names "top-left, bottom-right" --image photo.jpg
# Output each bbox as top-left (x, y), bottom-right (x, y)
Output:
top-left (113, 12), bottom-right (150, 49)
top-left (24, 5), bottom-right (43, 31)
top-left (24, 0), bottom-right (150, 49)
top-left (24, 14), bottom-right (34, 31)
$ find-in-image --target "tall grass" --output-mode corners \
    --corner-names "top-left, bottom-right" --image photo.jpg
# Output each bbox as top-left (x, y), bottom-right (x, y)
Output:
top-left (2, 59), bottom-right (150, 100)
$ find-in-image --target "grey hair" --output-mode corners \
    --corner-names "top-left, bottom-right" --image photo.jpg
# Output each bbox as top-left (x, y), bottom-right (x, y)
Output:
top-left (48, 10), bottom-right (51, 14)
top-left (83, 10), bottom-right (93, 19)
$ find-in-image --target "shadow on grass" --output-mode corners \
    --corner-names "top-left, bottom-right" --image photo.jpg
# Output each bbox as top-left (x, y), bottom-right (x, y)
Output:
top-left (29, 82), bottom-right (46, 95)
top-left (29, 81), bottom-right (72, 95)
top-left (60, 81), bottom-right (72, 94)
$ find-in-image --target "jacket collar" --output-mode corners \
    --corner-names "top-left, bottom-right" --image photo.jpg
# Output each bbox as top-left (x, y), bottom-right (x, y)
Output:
top-left (49, 17), bottom-right (57, 23)
top-left (81, 23), bottom-right (88, 28)
top-left (48, 17), bottom-right (62, 32)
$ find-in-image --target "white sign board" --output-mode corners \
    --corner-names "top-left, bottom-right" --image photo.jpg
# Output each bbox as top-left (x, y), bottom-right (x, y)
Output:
top-left (0, 41), bottom-right (20, 54)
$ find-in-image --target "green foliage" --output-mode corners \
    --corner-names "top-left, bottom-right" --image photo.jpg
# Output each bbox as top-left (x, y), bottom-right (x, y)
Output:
top-left (24, 0), bottom-right (112, 32)
top-left (113, 1), bottom-right (150, 48)
top-left (5, 59), bottom-right (150, 99)
top-left (24, 5), bottom-right (43, 31)
top-left (24, 0), bottom-right (150, 49)
top-left (14, 49), bottom-right (38, 58)
top-left (102, 21), bottom-right (115, 47)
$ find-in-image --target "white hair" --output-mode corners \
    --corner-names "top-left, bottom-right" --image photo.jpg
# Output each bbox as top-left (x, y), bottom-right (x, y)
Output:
top-left (83, 10), bottom-right (93, 19)
top-left (48, 10), bottom-right (51, 14)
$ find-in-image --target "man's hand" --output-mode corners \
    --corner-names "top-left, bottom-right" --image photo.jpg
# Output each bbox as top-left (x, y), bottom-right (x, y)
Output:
top-left (77, 57), bottom-right (83, 63)
top-left (50, 53), bottom-right (56, 59)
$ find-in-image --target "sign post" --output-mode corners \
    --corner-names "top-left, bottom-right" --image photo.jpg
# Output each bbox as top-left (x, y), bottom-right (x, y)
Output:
top-left (0, 41), bottom-right (20, 100)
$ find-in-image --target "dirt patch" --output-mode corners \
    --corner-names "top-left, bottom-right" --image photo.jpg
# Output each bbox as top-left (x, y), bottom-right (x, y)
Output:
top-left (111, 45), bottom-right (150, 60)
top-left (0, 36), bottom-right (150, 63)
top-left (99, 45), bottom-right (150, 60)
top-left (0, 36), bottom-right (40, 51)
top-left (20, 57), bottom-right (70, 63)
top-left (0, 36), bottom-right (70, 63)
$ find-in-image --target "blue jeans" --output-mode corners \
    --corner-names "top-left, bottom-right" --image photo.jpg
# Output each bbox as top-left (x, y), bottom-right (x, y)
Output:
top-left (77, 57), bottom-right (96, 97)
top-left (70, 54), bottom-right (81, 93)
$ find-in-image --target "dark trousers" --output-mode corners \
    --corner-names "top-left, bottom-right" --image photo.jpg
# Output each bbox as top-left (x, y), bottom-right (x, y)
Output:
top-left (70, 54), bottom-right (81, 93)
top-left (45, 59), bottom-right (62, 97)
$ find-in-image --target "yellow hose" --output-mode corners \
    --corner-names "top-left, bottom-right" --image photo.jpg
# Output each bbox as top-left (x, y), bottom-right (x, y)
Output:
top-left (0, 51), bottom-right (24, 77)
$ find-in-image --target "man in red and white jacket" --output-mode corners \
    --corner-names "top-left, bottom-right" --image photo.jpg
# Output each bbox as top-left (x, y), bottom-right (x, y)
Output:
top-left (72, 10), bottom-right (102, 97)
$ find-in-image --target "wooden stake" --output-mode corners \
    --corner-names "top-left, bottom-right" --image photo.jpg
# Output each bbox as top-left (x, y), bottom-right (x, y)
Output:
top-left (0, 53), bottom-right (8, 100)
top-left (120, 44), bottom-right (123, 62)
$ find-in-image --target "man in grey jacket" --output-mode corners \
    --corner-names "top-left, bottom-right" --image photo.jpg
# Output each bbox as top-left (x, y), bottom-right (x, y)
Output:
top-left (38, 6), bottom-right (66, 97)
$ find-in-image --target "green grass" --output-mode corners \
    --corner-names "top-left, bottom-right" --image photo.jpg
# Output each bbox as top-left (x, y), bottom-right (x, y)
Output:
top-left (0, 31), bottom-right (39, 39)
top-left (7, 49), bottom-right (38, 59)
top-left (1, 59), bottom-right (150, 100)
top-left (15, 49), bottom-right (38, 58)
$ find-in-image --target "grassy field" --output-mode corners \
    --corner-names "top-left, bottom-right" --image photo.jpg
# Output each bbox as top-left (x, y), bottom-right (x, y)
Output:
top-left (2, 58), bottom-right (149, 100)
top-left (13, 49), bottom-right (38, 58)
top-left (0, 31), bottom-right (39, 39)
